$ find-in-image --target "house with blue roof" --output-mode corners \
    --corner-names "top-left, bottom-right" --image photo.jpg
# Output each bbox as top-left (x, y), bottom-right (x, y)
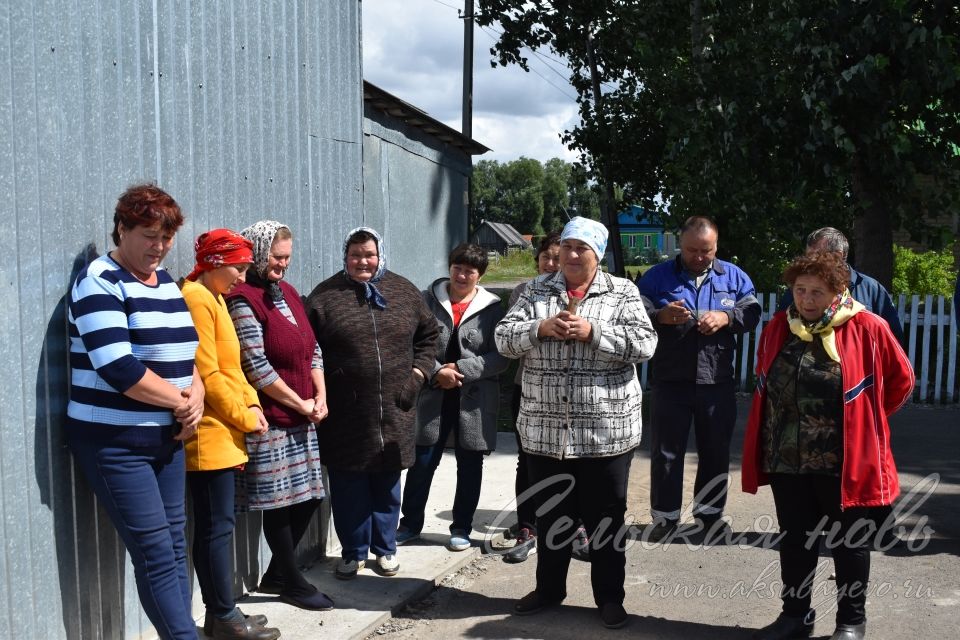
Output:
top-left (618, 205), bottom-right (677, 264)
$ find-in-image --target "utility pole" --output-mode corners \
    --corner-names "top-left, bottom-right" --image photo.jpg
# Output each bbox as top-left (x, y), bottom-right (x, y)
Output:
top-left (462, 0), bottom-right (475, 236)
top-left (586, 26), bottom-right (625, 276)
top-left (462, 0), bottom-right (474, 140)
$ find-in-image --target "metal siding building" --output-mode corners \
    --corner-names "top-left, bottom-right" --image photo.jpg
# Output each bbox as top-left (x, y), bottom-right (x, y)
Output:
top-left (0, 2), bottom-right (361, 638)
top-left (361, 81), bottom-right (489, 289)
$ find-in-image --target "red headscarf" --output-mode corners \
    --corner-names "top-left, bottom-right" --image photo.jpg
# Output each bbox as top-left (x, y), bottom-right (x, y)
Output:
top-left (187, 228), bottom-right (254, 281)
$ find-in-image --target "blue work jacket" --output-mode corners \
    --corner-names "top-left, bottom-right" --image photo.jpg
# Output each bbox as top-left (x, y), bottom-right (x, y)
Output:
top-left (637, 257), bottom-right (761, 384)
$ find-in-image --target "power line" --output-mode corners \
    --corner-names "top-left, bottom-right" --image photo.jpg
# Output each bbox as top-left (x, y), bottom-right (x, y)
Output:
top-left (481, 22), bottom-right (569, 68)
top-left (422, 2), bottom-right (618, 93)
top-left (420, 2), bottom-right (614, 99)
top-left (480, 21), bottom-right (618, 93)
top-left (427, 0), bottom-right (463, 12)
top-left (477, 25), bottom-right (578, 101)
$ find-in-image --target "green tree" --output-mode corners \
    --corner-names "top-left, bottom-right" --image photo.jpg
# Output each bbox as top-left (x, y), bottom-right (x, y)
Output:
top-left (472, 159), bottom-right (502, 226)
top-left (541, 157), bottom-right (570, 233)
top-left (498, 157), bottom-right (545, 235)
top-left (567, 162), bottom-right (601, 222)
top-left (471, 156), bottom-right (613, 236)
top-left (478, 1), bottom-right (960, 290)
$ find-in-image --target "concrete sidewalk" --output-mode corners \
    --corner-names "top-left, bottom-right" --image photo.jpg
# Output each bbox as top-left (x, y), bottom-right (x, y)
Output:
top-left (231, 432), bottom-right (522, 639)
top-left (336, 400), bottom-right (960, 640)
top-left (232, 399), bottom-right (960, 639)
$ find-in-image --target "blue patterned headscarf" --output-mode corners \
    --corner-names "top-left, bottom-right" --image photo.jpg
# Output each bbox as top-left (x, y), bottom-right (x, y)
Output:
top-left (343, 226), bottom-right (387, 309)
top-left (561, 216), bottom-right (609, 259)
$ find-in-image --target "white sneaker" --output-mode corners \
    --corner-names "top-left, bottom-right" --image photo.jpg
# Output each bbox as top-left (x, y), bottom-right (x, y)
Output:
top-left (335, 557), bottom-right (365, 580)
top-left (376, 554), bottom-right (400, 576)
top-left (448, 529), bottom-right (472, 552)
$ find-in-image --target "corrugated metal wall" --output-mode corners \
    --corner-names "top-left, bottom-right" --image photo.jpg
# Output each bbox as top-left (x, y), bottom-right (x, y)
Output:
top-left (362, 106), bottom-right (471, 289)
top-left (0, 1), bottom-right (362, 638)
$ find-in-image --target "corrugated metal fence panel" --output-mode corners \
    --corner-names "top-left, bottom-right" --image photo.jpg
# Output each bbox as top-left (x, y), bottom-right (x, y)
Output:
top-left (0, 1), bottom-right (362, 638)
top-left (361, 107), bottom-right (471, 289)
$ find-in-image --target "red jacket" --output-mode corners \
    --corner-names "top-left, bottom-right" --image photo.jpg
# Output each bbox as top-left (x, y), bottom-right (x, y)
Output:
top-left (741, 310), bottom-right (914, 509)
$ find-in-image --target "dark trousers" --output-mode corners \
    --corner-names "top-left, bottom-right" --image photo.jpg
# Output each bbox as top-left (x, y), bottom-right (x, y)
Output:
top-left (68, 438), bottom-right (195, 640)
top-left (527, 450), bottom-right (634, 607)
top-left (188, 468), bottom-right (237, 617)
top-left (512, 384), bottom-right (539, 533)
top-left (400, 414), bottom-right (484, 536)
top-left (649, 381), bottom-right (736, 522)
top-left (770, 474), bottom-right (872, 625)
top-left (262, 499), bottom-right (321, 594)
top-left (328, 468), bottom-right (401, 560)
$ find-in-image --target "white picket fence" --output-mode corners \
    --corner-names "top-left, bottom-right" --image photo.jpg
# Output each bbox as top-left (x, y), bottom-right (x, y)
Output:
top-left (638, 293), bottom-right (960, 404)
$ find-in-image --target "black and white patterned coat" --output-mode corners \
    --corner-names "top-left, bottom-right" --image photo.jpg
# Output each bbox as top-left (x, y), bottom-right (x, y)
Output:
top-left (495, 270), bottom-right (658, 459)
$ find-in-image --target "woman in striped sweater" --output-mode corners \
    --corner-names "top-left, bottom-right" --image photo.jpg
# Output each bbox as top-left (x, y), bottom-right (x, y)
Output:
top-left (67, 184), bottom-right (204, 640)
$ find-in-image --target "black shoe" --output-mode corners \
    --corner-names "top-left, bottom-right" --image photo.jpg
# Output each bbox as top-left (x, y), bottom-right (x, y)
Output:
top-left (202, 610), bottom-right (270, 637)
top-left (645, 519), bottom-right (678, 543)
top-left (830, 622), bottom-right (866, 640)
top-left (752, 610), bottom-right (816, 640)
top-left (210, 617), bottom-right (281, 640)
top-left (256, 578), bottom-right (284, 594)
top-left (504, 528), bottom-right (537, 563)
top-left (600, 603), bottom-right (629, 629)
top-left (279, 586), bottom-right (335, 611)
top-left (513, 590), bottom-right (563, 616)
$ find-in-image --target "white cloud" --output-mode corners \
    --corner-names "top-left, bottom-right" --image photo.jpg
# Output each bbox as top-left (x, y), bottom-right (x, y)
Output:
top-left (362, 0), bottom-right (582, 162)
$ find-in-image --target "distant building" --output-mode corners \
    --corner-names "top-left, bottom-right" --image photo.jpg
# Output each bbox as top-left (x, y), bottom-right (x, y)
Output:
top-left (470, 220), bottom-right (532, 254)
top-left (618, 205), bottom-right (676, 264)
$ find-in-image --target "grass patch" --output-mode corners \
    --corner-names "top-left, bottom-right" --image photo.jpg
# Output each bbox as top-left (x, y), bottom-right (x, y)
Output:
top-left (486, 254), bottom-right (654, 283)
top-left (484, 250), bottom-right (537, 283)
top-left (625, 265), bottom-right (652, 281)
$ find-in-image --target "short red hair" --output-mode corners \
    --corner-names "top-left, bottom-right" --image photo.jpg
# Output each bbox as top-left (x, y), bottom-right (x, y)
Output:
top-left (783, 251), bottom-right (850, 295)
top-left (112, 183), bottom-right (184, 245)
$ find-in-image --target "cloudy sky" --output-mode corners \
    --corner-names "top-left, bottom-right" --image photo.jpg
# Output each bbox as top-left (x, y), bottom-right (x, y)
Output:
top-left (362, 0), bottom-right (581, 163)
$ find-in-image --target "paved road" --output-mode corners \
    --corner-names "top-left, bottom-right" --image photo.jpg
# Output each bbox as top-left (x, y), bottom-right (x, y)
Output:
top-left (364, 400), bottom-right (960, 639)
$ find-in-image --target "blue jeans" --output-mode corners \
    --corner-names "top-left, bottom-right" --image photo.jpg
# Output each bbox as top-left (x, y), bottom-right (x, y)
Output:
top-left (68, 437), bottom-right (196, 640)
top-left (187, 469), bottom-right (237, 618)
top-left (327, 469), bottom-right (401, 560)
top-left (399, 417), bottom-right (484, 536)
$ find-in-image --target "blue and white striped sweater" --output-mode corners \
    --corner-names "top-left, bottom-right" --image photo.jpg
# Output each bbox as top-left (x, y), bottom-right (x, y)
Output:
top-left (67, 255), bottom-right (198, 435)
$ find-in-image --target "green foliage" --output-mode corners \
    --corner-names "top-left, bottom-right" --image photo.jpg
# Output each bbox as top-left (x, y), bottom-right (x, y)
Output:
top-left (482, 248), bottom-right (537, 283)
top-left (478, 0), bottom-right (960, 289)
top-left (891, 244), bottom-right (956, 297)
top-left (541, 158), bottom-right (570, 233)
top-left (623, 244), bottom-right (665, 267)
top-left (471, 157), bottom-right (602, 235)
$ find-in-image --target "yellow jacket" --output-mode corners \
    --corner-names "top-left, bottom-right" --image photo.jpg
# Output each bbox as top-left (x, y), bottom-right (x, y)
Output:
top-left (181, 279), bottom-right (262, 471)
